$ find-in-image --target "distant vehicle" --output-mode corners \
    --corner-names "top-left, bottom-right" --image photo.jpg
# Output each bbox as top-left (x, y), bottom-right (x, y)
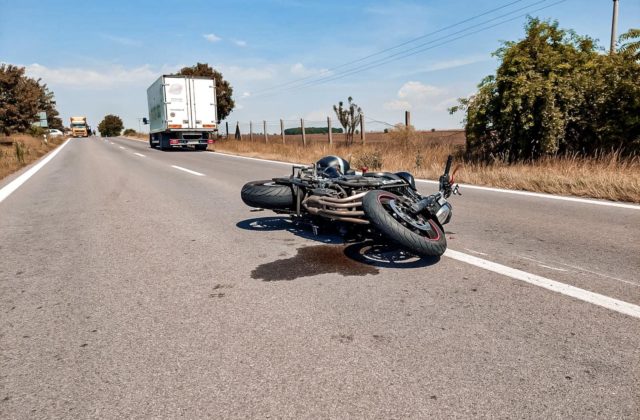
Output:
top-left (48, 129), bottom-right (64, 137)
top-left (146, 75), bottom-right (217, 151)
top-left (70, 116), bottom-right (89, 137)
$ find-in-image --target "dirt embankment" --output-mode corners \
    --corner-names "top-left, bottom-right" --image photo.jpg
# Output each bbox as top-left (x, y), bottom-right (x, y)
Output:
top-left (0, 134), bottom-right (66, 181)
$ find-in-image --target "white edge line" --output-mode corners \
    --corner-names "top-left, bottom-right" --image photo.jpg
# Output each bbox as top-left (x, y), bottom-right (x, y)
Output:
top-left (171, 165), bottom-right (205, 176)
top-left (415, 179), bottom-right (639, 210)
top-left (209, 152), bottom-right (639, 210)
top-left (119, 146), bottom-right (126, 150)
top-left (0, 138), bottom-right (71, 204)
top-left (134, 153), bottom-right (145, 157)
top-left (444, 249), bottom-right (640, 319)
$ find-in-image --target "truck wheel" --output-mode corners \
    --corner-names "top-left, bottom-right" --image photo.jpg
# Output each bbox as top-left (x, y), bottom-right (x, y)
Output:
top-left (241, 180), bottom-right (294, 210)
top-left (149, 135), bottom-right (157, 148)
top-left (195, 145), bottom-right (208, 151)
top-left (159, 133), bottom-right (170, 150)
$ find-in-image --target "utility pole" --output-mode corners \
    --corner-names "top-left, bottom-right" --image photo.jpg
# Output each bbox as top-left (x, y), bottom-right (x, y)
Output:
top-left (610, 0), bottom-right (619, 54)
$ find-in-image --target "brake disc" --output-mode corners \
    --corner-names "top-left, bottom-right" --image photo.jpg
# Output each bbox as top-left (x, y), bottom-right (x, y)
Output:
top-left (388, 199), bottom-right (434, 233)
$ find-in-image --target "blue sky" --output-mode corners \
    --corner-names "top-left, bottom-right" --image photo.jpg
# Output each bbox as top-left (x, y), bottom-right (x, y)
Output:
top-left (1, 0), bottom-right (638, 132)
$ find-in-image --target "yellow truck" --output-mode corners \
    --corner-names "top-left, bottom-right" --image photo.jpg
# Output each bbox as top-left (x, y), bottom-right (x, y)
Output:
top-left (70, 116), bottom-right (89, 137)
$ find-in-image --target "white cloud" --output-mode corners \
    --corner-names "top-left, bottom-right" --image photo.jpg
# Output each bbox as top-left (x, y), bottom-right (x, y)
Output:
top-left (24, 63), bottom-right (164, 88)
top-left (384, 81), bottom-right (447, 111)
top-left (397, 81), bottom-right (445, 100)
top-left (233, 39), bottom-right (247, 47)
top-left (203, 33), bottom-right (221, 43)
top-left (241, 92), bottom-right (251, 98)
top-left (290, 62), bottom-right (328, 77)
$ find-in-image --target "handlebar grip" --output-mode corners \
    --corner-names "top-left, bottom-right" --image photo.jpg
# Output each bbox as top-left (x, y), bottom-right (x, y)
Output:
top-left (444, 155), bottom-right (453, 176)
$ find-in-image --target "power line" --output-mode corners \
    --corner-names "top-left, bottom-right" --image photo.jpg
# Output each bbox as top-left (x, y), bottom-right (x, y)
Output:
top-left (255, 0), bottom-right (565, 98)
top-left (249, 0), bottom-right (532, 96)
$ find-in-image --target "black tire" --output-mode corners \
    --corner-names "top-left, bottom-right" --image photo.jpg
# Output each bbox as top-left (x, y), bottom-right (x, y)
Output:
top-left (149, 134), bottom-right (157, 149)
top-left (195, 144), bottom-right (208, 151)
top-left (241, 180), bottom-right (294, 210)
top-left (362, 190), bottom-right (447, 257)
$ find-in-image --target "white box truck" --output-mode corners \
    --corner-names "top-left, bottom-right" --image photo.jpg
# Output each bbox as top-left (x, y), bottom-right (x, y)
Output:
top-left (147, 75), bottom-right (217, 150)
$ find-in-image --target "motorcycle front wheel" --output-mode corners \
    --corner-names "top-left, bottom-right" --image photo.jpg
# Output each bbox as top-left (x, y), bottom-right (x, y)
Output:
top-left (362, 190), bottom-right (447, 257)
top-left (241, 180), bottom-right (294, 210)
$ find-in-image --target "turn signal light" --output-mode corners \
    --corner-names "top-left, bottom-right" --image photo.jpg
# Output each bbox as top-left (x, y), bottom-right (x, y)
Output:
top-left (203, 124), bottom-right (216, 128)
top-left (168, 124), bottom-right (182, 128)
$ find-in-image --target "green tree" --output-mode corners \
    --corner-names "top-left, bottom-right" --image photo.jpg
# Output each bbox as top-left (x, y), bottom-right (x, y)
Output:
top-left (450, 19), bottom-right (640, 160)
top-left (173, 63), bottom-right (235, 122)
top-left (618, 28), bottom-right (640, 60)
top-left (333, 96), bottom-right (362, 146)
top-left (98, 114), bottom-right (124, 137)
top-left (0, 64), bottom-right (63, 135)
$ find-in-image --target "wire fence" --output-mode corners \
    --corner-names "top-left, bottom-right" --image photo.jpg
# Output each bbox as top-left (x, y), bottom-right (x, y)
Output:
top-left (217, 112), bottom-right (465, 146)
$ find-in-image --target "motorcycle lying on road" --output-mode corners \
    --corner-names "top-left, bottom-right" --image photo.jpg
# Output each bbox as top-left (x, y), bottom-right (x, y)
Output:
top-left (240, 155), bottom-right (460, 257)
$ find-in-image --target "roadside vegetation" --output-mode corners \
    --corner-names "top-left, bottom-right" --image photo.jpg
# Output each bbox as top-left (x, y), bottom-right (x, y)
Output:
top-left (0, 64), bottom-right (67, 180)
top-left (214, 19), bottom-right (640, 203)
top-left (0, 134), bottom-right (65, 180)
top-left (97, 114), bottom-right (124, 137)
top-left (213, 126), bottom-right (640, 203)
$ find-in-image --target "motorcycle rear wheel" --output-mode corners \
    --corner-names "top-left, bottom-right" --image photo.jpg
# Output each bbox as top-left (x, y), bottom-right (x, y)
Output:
top-left (362, 190), bottom-right (447, 257)
top-left (241, 180), bottom-right (294, 210)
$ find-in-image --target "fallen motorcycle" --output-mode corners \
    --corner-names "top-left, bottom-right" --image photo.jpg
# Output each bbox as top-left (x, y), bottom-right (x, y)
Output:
top-left (240, 155), bottom-right (460, 257)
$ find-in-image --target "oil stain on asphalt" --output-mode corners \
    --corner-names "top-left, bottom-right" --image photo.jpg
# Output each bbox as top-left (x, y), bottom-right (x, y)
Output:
top-left (251, 244), bottom-right (379, 281)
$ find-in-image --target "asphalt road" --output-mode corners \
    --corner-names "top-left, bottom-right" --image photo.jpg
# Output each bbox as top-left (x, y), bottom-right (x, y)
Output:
top-left (1, 136), bottom-right (638, 419)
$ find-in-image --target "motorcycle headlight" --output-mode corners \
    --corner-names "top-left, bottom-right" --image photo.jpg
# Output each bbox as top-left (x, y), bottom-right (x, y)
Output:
top-left (435, 202), bottom-right (452, 225)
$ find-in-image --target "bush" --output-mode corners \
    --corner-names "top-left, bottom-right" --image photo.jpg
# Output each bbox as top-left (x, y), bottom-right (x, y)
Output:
top-left (284, 127), bottom-right (343, 135)
top-left (353, 149), bottom-right (383, 171)
top-left (123, 128), bottom-right (137, 136)
top-left (451, 19), bottom-right (640, 161)
top-left (98, 115), bottom-right (124, 137)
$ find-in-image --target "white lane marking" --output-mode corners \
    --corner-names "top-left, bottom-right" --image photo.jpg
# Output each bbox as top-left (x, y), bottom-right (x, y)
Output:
top-left (0, 138), bottom-right (71, 204)
top-left (444, 249), bottom-right (640, 318)
top-left (210, 152), bottom-right (639, 210)
top-left (464, 248), bottom-right (488, 256)
top-left (133, 153), bottom-right (145, 157)
top-left (519, 255), bottom-right (638, 286)
top-left (110, 142), bottom-right (114, 144)
top-left (119, 146), bottom-right (126, 150)
top-left (415, 179), bottom-right (639, 210)
top-left (171, 165), bottom-right (205, 176)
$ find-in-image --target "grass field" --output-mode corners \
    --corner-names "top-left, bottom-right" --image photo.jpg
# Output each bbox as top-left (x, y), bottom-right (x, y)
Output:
top-left (121, 128), bottom-right (639, 203)
top-left (0, 134), bottom-right (66, 181)
top-left (212, 129), bottom-right (640, 203)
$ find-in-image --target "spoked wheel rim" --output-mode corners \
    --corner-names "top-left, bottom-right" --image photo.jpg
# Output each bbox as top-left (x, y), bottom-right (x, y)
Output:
top-left (377, 193), bottom-right (441, 241)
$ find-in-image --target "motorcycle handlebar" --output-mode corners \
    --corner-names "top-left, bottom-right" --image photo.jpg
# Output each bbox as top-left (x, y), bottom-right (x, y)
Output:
top-left (444, 155), bottom-right (453, 176)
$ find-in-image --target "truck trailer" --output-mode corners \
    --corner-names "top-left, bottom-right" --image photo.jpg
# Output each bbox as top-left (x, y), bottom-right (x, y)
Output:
top-left (147, 75), bottom-right (217, 150)
top-left (70, 116), bottom-right (89, 137)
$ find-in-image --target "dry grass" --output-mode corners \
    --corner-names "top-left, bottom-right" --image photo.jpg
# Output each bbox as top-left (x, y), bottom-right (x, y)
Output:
top-left (0, 134), bottom-right (66, 180)
top-left (212, 127), bottom-right (640, 203)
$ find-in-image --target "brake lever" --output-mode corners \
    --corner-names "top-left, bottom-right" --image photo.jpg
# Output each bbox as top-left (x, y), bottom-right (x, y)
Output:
top-left (452, 184), bottom-right (461, 196)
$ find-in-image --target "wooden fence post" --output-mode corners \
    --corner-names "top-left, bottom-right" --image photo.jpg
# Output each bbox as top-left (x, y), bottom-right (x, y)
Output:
top-left (405, 110), bottom-right (411, 128)
top-left (301, 118), bottom-right (306, 146)
top-left (249, 121), bottom-right (253, 141)
top-left (225, 121), bottom-right (229, 138)
top-left (263, 120), bottom-right (268, 143)
top-left (360, 113), bottom-right (365, 144)
top-left (280, 119), bottom-right (285, 144)
top-left (327, 117), bottom-right (332, 145)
